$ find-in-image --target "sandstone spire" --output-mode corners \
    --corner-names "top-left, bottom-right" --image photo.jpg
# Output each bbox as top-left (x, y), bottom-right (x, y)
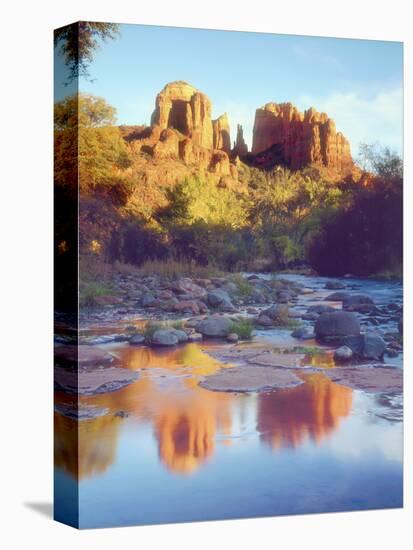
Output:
top-left (212, 113), bottom-right (231, 154)
top-left (233, 124), bottom-right (248, 156)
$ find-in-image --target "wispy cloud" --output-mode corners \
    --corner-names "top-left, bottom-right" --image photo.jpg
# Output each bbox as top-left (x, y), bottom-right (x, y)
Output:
top-left (299, 86), bottom-right (403, 155)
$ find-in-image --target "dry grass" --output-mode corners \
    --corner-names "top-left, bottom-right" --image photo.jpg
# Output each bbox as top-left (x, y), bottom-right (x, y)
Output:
top-left (134, 258), bottom-right (225, 279)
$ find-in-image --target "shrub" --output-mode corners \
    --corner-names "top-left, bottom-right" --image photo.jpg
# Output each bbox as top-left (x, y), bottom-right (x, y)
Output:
top-left (230, 274), bottom-right (254, 297)
top-left (229, 319), bottom-right (254, 340)
top-left (79, 281), bottom-right (115, 307)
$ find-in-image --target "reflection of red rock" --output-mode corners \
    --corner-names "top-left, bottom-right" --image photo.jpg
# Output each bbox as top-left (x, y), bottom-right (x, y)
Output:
top-left (154, 399), bottom-right (217, 474)
top-left (257, 373), bottom-right (352, 449)
top-left (54, 412), bottom-right (121, 479)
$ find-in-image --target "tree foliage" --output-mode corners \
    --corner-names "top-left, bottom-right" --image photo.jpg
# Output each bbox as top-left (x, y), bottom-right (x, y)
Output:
top-left (54, 93), bottom-right (131, 192)
top-left (54, 22), bottom-right (119, 82)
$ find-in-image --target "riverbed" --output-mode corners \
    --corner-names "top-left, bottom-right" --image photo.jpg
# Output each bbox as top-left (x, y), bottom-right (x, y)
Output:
top-left (54, 274), bottom-right (403, 528)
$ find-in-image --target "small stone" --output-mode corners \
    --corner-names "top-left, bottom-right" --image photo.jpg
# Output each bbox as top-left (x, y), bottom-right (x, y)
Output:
top-left (129, 334), bottom-right (146, 346)
top-left (334, 345), bottom-right (353, 361)
top-left (188, 332), bottom-right (203, 342)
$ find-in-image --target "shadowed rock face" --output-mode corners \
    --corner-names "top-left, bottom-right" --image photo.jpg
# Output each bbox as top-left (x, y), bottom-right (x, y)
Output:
top-left (233, 124), bottom-right (248, 156)
top-left (252, 102), bottom-right (353, 174)
top-left (212, 113), bottom-right (231, 154)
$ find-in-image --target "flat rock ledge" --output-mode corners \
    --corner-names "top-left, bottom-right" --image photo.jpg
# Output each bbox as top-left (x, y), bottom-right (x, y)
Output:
top-left (55, 345), bottom-right (116, 368)
top-left (54, 403), bottom-right (109, 420)
top-left (325, 366), bottom-right (403, 394)
top-left (55, 366), bottom-right (139, 396)
top-left (199, 366), bottom-right (303, 393)
top-left (247, 352), bottom-right (306, 369)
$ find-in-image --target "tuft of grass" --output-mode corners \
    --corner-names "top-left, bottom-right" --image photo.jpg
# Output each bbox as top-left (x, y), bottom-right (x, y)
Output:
top-left (142, 321), bottom-right (163, 339)
top-left (230, 274), bottom-right (255, 297)
top-left (79, 281), bottom-right (116, 307)
top-left (169, 320), bottom-right (184, 330)
top-left (292, 346), bottom-right (324, 355)
top-left (141, 319), bottom-right (184, 339)
top-left (229, 319), bottom-right (254, 340)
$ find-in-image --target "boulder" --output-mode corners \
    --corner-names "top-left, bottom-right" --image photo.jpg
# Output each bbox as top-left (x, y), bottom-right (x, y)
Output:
top-left (141, 293), bottom-right (156, 307)
top-left (334, 345), bottom-right (353, 362)
top-left (207, 289), bottom-right (236, 311)
top-left (196, 316), bottom-right (233, 337)
top-left (324, 291), bottom-right (352, 302)
top-left (173, 300), bottom-right (200, 315)
top-left (307, 304), bottom-right (336, 314)
top-left (256, 314), bottom-right (274, 326)
top-left (315, 311), bottom-right (360, 340)
top-left (150, 329), bottom-right (179, 346)
top-left (173, 329), bottom-right (189, 343)
top-left (291, 327), bottom-right (314, 340)
top-left (227, 333), bottom-right (239, 343)
top-left (343, 294), bottom-right (375, 312)
top-left (325, 281), bottom-right (346, 290)
top-left (129, 334), bottom-right (146, 346)
top-left (262, 304), bottom-right (288, 321)
top-left (171, 277), bottom-right (206, 298)
top-left (341, 334), bottom-right (386, 360)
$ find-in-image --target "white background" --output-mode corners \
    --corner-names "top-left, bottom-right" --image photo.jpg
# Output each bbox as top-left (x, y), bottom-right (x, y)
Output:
top-left (1, 1), bottom-right (411, 548)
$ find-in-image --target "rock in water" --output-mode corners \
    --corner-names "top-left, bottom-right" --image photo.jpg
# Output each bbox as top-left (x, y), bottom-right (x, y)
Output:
top-left (334, 345), bottom-right (353, 362)
top-left (129, 334), bottom-right (146, 346)
top-left (199, 366), bottom-right (303, 392)
top-left (150, 329), bottom-right (179, 346)
top-left (315, 311), bottom-right (360, 341)
top-left (307, 304), bottom-right (336, 314)
top-left (341, 334), bottom-right (386, 360)
top-left (324, 291), bottom-right (351, 302)
top-left (207, 289), bottom-right (236, 311)
top-left (196, 316), bottom-right (233, 337)
top-left (325, 281), bottom-right (346, 290)
top-left (342, 294), bottom-right (375, 312)
top-left (292, 327), bottom-right (315, 340)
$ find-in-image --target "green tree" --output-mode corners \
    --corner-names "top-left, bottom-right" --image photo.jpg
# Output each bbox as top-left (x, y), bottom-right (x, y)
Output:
top-left (54, 93), bottom-right (131, 192)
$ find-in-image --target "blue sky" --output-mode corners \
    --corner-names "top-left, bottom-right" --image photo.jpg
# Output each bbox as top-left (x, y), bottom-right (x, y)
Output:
top-left (78, 23), bottom-right (403, 155)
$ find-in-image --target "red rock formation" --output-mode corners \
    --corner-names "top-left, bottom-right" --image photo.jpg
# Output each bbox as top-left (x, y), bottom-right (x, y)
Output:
top-left (151, 81), bottom-right (213, 149)
top-left (252, 102), bottom-right (353, 174)
top-left (233, 124), bottom-right (248, 157)
top-left (212, 113), bottom-right (231, 154)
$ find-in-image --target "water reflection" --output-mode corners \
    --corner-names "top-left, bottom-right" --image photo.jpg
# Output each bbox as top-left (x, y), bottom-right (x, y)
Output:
top-left (54, 412), bottom-right (122, 479)
top-left (54, 343), bottom-right (353, 479)
top-left (258, 373), bottom-right (352, 449)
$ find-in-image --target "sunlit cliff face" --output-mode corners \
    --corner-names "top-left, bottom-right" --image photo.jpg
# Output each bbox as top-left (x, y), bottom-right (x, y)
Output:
top-left (55, 344), bottom-right (353, 480)
top-left (257, 373), bottom-right (353, 449)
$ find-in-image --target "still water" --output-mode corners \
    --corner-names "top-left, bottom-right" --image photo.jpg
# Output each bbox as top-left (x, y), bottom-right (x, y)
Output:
top-left (55, 339), bottom-right (403, 528)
